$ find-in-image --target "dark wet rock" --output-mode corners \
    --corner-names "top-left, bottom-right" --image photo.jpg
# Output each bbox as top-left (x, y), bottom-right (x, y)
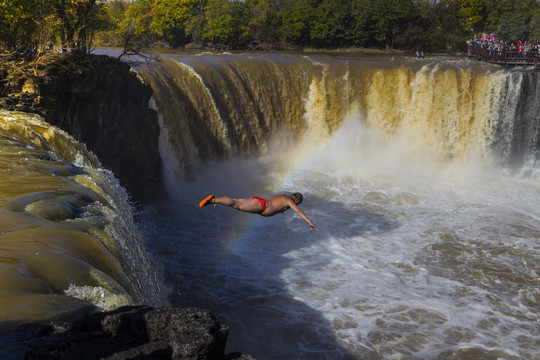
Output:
top-left (19, 305), bottom-right (250, 360)
top-left (0, 52), bottom-right (162, 207)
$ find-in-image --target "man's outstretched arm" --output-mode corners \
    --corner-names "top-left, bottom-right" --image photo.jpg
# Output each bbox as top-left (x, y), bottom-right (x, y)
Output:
top-left (289, 200), bottom-right (318, 231)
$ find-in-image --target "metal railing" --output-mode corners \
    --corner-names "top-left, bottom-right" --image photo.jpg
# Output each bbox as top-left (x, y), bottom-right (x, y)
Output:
top-left (467, 43), bottom-right (539, 69)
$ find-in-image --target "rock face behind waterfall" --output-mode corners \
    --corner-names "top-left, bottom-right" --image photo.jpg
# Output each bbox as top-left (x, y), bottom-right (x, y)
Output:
top-left (0, 52), bottom-right (161, 206)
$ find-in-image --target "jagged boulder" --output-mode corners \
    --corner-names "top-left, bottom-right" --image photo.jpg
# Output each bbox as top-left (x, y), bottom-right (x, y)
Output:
top-left (23, 306), bottom-right (230, 360)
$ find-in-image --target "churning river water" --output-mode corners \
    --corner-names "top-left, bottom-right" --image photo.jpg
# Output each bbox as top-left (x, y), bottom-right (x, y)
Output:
top-left (2, 50), bottom-right (539, 359)
top-left (139, 122), bottom-right (540, 360)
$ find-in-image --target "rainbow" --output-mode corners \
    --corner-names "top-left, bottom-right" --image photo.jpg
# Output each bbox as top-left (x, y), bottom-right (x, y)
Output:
top-left (217, 133), bottom-right (326, 261)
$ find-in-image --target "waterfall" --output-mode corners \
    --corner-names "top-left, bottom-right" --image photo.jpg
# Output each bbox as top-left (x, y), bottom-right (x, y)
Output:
top-left (124, 52), bottom-right (540, 359)
top-left (133, 54), bottom-right (540, 186)
top-left (0, 110), bottom-right (163, 324)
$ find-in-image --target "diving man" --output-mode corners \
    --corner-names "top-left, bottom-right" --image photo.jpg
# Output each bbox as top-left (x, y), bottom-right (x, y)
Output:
top-left (199, 192), bottom-right (318, 231)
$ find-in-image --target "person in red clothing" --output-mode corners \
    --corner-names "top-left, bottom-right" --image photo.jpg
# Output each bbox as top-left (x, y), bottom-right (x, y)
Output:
top-left (199, 192), bottom-right (318, 231)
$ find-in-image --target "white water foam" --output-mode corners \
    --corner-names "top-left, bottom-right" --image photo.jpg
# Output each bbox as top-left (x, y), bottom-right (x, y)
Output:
top-left (145, 114), bottom-right (540, 359)
top-left (64, 283), bottom-right (133, 311)
top-left (273, 116), bottom-right (540, 358)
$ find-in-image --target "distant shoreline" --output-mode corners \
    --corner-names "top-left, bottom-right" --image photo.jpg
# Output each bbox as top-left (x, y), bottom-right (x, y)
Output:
top-left (92, 45), bottom-right (466, 60)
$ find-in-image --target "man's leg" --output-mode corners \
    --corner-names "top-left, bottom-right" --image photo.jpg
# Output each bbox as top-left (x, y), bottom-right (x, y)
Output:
top-left (215, 197), bottom-right (261, 213)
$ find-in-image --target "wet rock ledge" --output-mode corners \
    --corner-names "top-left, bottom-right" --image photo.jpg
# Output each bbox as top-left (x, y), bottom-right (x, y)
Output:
top-left (0, 52), bottom-right (162, 206)
top-left (6, 306), bottom-right (255, 360)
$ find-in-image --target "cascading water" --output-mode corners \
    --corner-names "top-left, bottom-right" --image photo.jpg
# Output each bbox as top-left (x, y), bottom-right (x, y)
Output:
top-left (130, 52), bottom-right (539, 359)
top-left (0, 110), bottom-right (163, 325)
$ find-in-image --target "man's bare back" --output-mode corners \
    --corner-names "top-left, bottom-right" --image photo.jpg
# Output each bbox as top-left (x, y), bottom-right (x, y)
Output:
top-left (199, 193), bottom-right (318, 231)
top-left (262, 194), bottom-right (295, 216)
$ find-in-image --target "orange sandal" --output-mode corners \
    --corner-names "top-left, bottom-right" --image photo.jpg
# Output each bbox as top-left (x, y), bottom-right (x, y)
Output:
top-left (199, 195), bottom-right (215, 207)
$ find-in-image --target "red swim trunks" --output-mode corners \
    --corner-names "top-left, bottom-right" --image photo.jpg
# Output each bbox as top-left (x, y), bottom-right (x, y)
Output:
top-left (251, 196), bottom-right (266, 212)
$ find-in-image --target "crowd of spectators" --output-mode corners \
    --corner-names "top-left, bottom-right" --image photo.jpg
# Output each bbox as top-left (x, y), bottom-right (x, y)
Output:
top-left (467, 34), bottom-right (540, 62)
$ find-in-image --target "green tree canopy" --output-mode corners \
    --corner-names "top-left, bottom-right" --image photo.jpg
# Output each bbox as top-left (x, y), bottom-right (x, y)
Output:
top-left (114, 0), bottom-right (156, 56)
top-left (484, 0), bottom-right (538, 42)
top-left (460, 0), bottom-right (485, 32)
top-left (0, 0), bottom-right (54, 50)
top-left (0, 0), bottom-right (108, 53)
top-left (204, 0), bottom-right (248, 47)
top-left (3, 0), bottom-right (540, 55)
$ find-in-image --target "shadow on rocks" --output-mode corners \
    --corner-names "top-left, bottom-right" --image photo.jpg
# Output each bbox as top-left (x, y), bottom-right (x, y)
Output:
top-left (9, 305), bottom-right (254, 360)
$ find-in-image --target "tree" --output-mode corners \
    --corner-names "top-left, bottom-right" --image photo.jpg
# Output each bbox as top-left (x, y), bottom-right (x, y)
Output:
top-left (0, 0), bottom-right (52, 51)
top-left (531, 5), bottom-right (540, 41)
top-left (0, 0), bottom-right (108, 56)
top-left (310, 0), bottom-right (355, 47)
top-left (484, 0), bottom-right (538, 41)
top-left (115, 0), bottom-right (155, 58)
top-left (185, 12), bottom-right (207, 43)
top-left (459, 0), bottom-right (484, 32)
top-left (405, 0), bottom-right (433, 50)
top-left (96, 0), bottom-right (128, 46)
top-left (151, 0), bottom-right (187, 46)
top-left (424, 0), bottom-right (468, 52)
top-left (244, 0), bottom-right (279, 47)
top-left (52, 0), bottom-right (107, 53)
top-left (349, 0), bottom-right (373, 46)
top-left (373, 0), bottom-right (416, 48)
top-left (277, 0), bottom-right (316, 47)
top-left (204, 0), bottom-right (248, 48)
top-left (150, 0), bottom-right (208, 45)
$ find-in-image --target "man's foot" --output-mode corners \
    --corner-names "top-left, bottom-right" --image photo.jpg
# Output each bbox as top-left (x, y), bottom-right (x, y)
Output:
top-left (199, 195), bottom-right (215, 207)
